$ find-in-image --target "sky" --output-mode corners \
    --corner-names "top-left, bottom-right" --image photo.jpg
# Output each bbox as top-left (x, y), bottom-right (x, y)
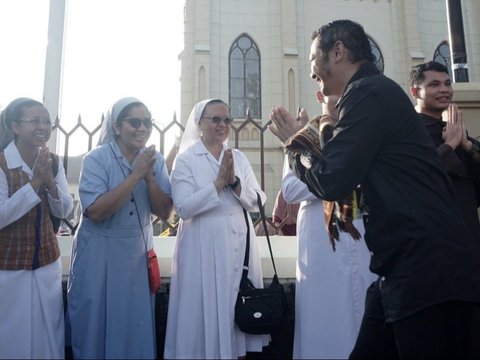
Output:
top-left (0, 0), bottom-right (184, 155)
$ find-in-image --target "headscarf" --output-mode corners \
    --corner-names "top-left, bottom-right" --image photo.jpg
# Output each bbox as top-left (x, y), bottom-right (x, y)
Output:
top-left (97, 97), bottom-right (143, 146)
top-left (178, 98), bottom-right (227, 154)
top-left (0, 97), bottom-right (42, 150)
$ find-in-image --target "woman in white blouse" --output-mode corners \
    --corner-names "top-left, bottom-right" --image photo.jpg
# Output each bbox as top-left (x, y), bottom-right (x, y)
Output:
top-left (0, 97), bottom-right (73, 359)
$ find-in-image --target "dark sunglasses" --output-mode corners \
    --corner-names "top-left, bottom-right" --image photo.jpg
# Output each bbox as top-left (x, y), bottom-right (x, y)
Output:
top-left (17, 117), bottom-right (54, 127)
top-left (122, 117), bottom-right (153, 129)
top-left (202, 116), bottom-right (233, 125)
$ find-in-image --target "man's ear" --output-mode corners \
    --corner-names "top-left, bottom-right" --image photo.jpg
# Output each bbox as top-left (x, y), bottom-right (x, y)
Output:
top-left (334, 41), bottom-right (345, 61)
top-left (410, 86), bottom-right (420, 99)
top-left (315, 90), bottom-right (325, 104)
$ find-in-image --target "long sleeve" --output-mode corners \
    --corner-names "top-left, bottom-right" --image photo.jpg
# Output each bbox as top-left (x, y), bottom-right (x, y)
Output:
top-left (281, 156), bottom-right (317, 204)
top-left (436, 143), bottom-right (463, 173)
top-left (288, 88), bottom-right (385, 201)
top-left (232, 149), bottom-right (265, 212)
top-left (48, 160), bottom-right (74, 219)
top-left (171, 152), bottom-right (222, 220)
top-left (0, 168), bottom-right (41, 229)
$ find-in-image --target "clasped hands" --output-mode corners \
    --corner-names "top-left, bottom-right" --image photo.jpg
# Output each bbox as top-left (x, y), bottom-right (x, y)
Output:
top-left (31, 147), bottom-right (56, 193)
top-left (132, 145), bottom-right (157, 184)
top-left (268, 107), bottom-right (309, 144)
top-left (443, 103), bottom-right (473, 152)
top-left (215, 149), bottom-right (237, 192)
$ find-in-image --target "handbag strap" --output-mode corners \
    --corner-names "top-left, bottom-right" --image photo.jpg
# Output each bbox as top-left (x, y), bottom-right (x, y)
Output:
top-left (256, 192), bottom-right (278, 275)
top-left (108, 143), bottom-right (149, 255)
top-left (241, 192), bottom-right (278, 280)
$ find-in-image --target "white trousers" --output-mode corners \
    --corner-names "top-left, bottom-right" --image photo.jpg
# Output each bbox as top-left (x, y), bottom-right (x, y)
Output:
top-left (0, 258), bottom-right (64, 359)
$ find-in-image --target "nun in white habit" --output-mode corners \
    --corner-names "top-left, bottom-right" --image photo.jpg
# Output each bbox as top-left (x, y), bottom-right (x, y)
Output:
top-left (164, 99), bottom-right (270, 359)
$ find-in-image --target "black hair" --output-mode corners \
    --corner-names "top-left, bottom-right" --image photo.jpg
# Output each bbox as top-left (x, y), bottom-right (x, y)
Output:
top-left (311, 19), bottom-right (375, 63)
top-left (409, 61), bottom-right (450, 87)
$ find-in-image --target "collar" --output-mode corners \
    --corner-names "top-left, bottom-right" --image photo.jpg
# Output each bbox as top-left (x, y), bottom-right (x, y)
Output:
top-left (193, 139), bottom-right (227, 163)
top-left (193, 139), bottom-right (208, 155)
top-left (346, 62), bottom-right (380, 88)
top-left (194, 139), bottom-right (228, 154)
top-left (337, 62), bottom-right (380, 108)
top-left (108, 139), bottom-right (146, 170)
top-left (418, 113), bottom-right (444, 127)
top-left (3, 141), bottom-right (33, 174)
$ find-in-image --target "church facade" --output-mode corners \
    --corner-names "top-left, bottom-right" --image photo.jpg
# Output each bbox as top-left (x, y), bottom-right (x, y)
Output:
top-left (179, 0), bottom-right (480, 209)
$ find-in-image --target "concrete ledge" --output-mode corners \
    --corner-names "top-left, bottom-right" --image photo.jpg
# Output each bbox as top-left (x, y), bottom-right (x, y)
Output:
top-left (58, 235), bottom-right (298, 279)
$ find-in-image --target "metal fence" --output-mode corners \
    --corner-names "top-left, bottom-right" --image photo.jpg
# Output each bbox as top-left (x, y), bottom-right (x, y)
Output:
top-left (53, 109), bottom-right (296, 236)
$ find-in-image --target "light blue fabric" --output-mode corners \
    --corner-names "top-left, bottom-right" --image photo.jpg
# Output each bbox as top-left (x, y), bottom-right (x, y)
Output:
top-left (67, 140), bottom-right (171, 359)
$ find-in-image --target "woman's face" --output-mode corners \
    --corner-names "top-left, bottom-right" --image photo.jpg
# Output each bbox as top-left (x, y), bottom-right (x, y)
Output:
top-left (114, 104), bottom-right (152, 153)
top-left (199, 102), bottom-right (231, 146)
top-left (12, 104), bottom-right (52, 149)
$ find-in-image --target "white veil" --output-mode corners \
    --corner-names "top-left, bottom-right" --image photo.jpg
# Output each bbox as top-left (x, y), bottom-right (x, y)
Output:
top-left (97, 97), bottom-right (143, 146)
top-left (178, 98), bottom-right (226, 155)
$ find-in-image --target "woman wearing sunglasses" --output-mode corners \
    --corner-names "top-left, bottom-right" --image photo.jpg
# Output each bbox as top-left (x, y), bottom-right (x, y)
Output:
top-left (0, 97), bottom-right (73, 359)
top-left (164, 99), bottom-right (269, 359)
top-left (67, 97), bottom-right (173, 359)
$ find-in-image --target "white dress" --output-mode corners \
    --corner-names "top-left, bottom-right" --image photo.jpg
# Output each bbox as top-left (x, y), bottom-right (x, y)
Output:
top-left (164, 141), bottom-right (270, 359)
top-left (0, 141), bottom-right (73, 359)
top-left (282, 167), bottom-right (376, 360)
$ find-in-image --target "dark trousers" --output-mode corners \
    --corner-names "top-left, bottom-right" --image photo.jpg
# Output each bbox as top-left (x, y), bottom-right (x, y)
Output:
top-left (350, 281), bottom-right (474, 359)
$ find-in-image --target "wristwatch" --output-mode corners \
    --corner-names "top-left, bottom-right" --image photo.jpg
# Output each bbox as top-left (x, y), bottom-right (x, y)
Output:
top-left (229, 176), bottom-right (241, 189)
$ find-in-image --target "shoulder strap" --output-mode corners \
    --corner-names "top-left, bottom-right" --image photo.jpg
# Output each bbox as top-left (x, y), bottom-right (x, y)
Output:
top-left (241, 193), bottom-right (278, 280)
top-left (0, 152), bottom-right (7, 174)
top-left (256, 193), bottom-right (278, 275)
top-left (50, 153), bottom-right (59, 177)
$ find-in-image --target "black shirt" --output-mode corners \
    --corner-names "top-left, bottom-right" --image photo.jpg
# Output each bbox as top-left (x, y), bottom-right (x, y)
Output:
top-left (289, 62), bottom-right (480, 321)
top-left (420, 113), bottom-right (480, 245)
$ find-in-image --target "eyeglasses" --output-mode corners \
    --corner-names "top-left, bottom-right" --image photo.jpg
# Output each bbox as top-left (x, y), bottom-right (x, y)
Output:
top-left (202, 116), bottom-right (234, 125)
top-left (17, 118), bottom-right (54, 127)
top-left (122, 117), bottom-right (153, 129)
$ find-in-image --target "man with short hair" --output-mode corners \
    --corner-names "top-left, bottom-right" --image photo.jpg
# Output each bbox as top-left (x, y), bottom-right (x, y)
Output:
top-left (409, 61), bottom-right (480, 244)
top-left (269, 19), bottom-right (480, 358)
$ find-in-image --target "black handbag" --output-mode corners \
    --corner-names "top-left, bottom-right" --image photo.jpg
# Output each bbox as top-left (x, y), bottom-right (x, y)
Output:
top-left (234, 193), bottom-right (288, 335)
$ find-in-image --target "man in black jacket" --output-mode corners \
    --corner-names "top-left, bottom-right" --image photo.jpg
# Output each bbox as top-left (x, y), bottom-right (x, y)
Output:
top-left (409, 61), bottom-right (480, 244)
top-left (269, 19), bottom-right (480, 358)
top-left (409, 61), bottom-right (480, 359)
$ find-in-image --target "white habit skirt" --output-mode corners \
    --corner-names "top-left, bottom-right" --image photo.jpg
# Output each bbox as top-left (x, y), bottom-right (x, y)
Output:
top-left (0, 258), bottom-right (64, 359)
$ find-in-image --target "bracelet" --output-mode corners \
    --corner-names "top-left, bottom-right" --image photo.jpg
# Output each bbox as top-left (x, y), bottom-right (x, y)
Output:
top-left (466, 139), bottom-right (480, 157)
top-left (229, 176), bottom-right (240, 189)
top-left (45, 184), bottom-right (56, 193)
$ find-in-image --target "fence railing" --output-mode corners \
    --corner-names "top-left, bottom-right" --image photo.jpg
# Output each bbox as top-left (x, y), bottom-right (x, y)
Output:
top-left (53, 109), bottom-right (295, 236)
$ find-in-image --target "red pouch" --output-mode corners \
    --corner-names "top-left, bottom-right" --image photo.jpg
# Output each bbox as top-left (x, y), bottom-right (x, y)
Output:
top-left (147, 248), bottom-right (161, 294)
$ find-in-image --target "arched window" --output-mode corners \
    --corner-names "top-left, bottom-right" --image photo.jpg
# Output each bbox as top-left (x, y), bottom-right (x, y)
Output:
top-left (229, 33), bottom-right (261, 118)
top-left (433, 41), bottom-right (452, 78)
top-left (368, 36), bottom-right (384, 73)
top-left (288, 69), bottom-right (296, 114)
top-left (199, 66), bottom-right (206, 100)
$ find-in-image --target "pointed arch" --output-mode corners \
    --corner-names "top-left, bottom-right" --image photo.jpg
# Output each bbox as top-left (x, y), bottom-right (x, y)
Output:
top-left (288, 69), bottom-right (296, 114)
top-left (229, 33), bottom-right (261, 119)
top-left (199, 66), bottom-right (206, 100)
top-left (433, 41), bottom-right (452, 79)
